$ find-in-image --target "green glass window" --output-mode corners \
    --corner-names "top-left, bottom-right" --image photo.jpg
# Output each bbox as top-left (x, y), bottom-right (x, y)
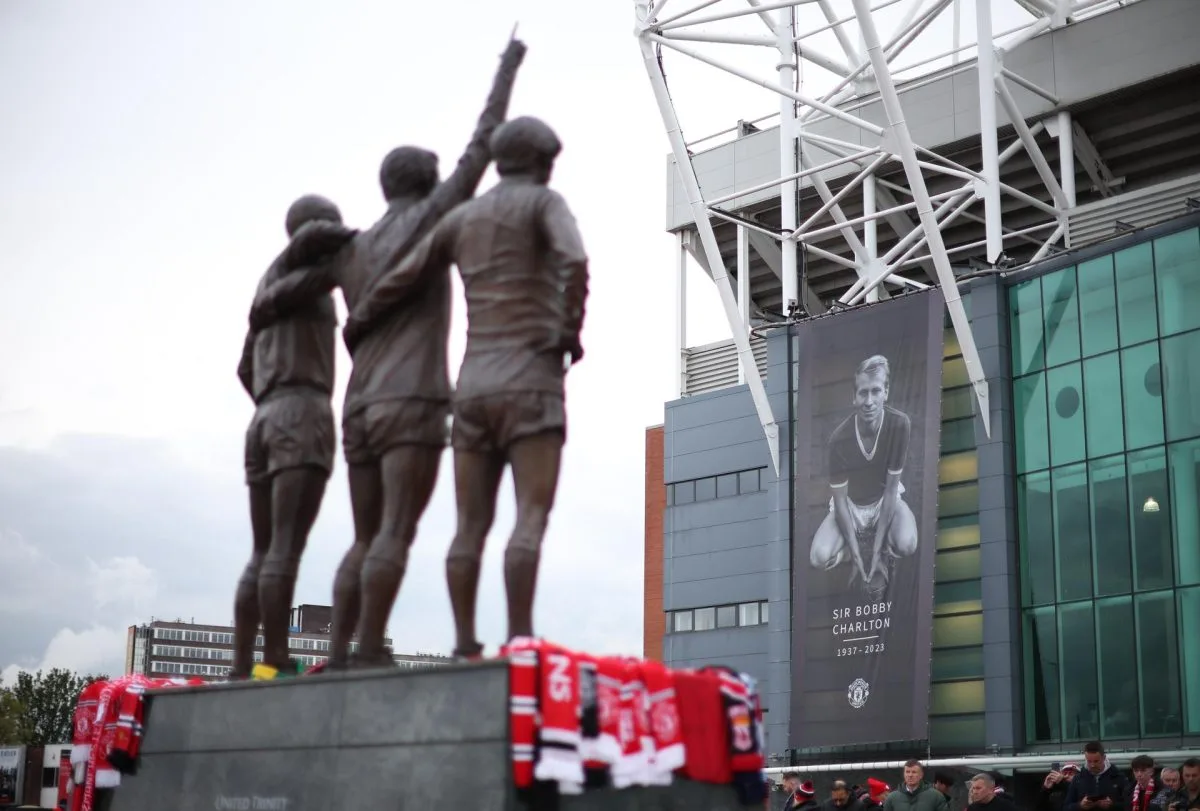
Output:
top-left (1078, 254), bottom-right (1119, 357)
top-left (1154, 228), bottom-right (1200, 337)
top-left (944, 328), bottom-right (962, 359)
top-left (1043, 267), bottom-right (1082, 367)
top-left (1047, 363), bottom-right (1086, 466)
top-left (1135, 591), bottom-right (1182, 736)
top-left (1019, 472), bottom-right (1055, 606)
top-left (933, 613), bottom-right (983, 647)
top-left (1058, 602), bottom-right (1099, 740)
top-left (936, 548), bottom-right (981, 583)
top-left (937, 515), bottom-right (980, 550)
top-left (941, 418), bottom-right (976, 454)
top-left (1166, 439), bottom-right (1200, 586)
top-left (1010, 279), bottom-right (1045, 375)
top-left (943, 356), bottom-right (969, 389)
top-left (931, 680), bottom-right (985, 715)
top-left (1010, 228), bottom-right (1200, 748)
top-left (1088, 455), bottom-right (1132, 597)
top-left (1014, 373), bottom-right (1050, 473)
top-left (1130, 447), bottom-right (1173, 591)
top-left (934, 580), bottom-right (982, 615)
top-left (1094, 596), bottom-right (1139, 739)
top-left (1082, 354), bottom-right (1125, 458)
top-left (929, 715), bottom-right (986, 751)
top-left (931, 647), bottom-right (984, 681)
top-left (1114, 242), bottom-right (1158, 347)
top-left (1178, 588), bottom-right (1200, 733)
top-left (942, 387), bottom-right (975, 421)
top-left (939, 483), bottom-right (979, 518)
top-left (939, 451), bottom-right (978, 485)
top-left (1053, 464), bottom-right (1093, 602)
top-left (1121, 342), bottom-right (1165, 450)
top-left (1160, 329), bottom-right (1200, 442)
top-left (1025, 606), bottom-right (1061, 742)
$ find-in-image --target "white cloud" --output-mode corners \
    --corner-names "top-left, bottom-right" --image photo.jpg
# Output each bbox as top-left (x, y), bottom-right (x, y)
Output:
top-left (1, 626), bottom-right (127, 686)
top-left (89, 556), bottom-right (159, 613)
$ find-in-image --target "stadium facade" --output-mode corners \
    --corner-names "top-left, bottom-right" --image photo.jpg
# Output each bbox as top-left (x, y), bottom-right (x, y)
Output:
top-left (638, 0), bottom-right (1200, 774)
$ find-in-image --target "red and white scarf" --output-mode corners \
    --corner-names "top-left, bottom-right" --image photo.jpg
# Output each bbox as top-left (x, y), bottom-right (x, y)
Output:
top-left (1132, 779), bottom-right (1156, 811)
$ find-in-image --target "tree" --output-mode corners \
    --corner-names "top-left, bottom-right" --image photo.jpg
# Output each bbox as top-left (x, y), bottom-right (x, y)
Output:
top-left (9, 669), bottom-right (108, 746)
top-left (0, 687), bottom-right (27, 743)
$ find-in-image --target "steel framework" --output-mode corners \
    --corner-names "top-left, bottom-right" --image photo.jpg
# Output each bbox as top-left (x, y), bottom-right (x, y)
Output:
top-left (634, 0), bottom-right (1141, 474)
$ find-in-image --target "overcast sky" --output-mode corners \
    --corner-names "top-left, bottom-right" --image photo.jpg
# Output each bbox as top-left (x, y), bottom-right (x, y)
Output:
top-left (0, 0), bottom-right (1034, 682)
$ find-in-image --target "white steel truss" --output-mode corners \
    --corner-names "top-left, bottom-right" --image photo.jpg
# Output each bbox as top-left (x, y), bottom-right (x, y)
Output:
top-left (635, 0), bottom-right (1142, 475)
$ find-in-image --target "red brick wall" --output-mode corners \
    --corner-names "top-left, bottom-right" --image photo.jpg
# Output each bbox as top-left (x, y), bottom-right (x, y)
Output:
top-left (643, 425), bottom-right (665, 661)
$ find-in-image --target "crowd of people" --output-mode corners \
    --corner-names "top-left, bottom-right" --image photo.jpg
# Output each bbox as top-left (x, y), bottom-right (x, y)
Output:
top-left (1038, 744), bottom-right (1199, 811)
top-left (771, 747), bottom-right (1200, 811)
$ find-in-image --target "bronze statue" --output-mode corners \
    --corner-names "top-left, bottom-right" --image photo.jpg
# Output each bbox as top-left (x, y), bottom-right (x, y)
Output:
top-left (233, 194), bottom-right (355, 677)
top-left (344, 115), bottom-right (589, 658)
top-left (248, 38), bottom-right (526, 668)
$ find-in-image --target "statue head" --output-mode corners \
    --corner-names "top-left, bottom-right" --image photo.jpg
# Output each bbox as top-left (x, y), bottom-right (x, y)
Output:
top-left (379, 146), bottom-right (439, 203)
top-left (285, 194), bottom-right (342, 237)
top-left (491, 116), bottom-right (561, 184)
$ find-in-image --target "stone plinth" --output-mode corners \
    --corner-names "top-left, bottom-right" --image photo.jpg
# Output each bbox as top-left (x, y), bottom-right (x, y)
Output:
top-left (108, 661), bottom-right (750, 811)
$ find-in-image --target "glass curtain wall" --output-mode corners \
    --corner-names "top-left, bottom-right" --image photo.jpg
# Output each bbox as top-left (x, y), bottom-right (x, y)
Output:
top-left (1010, 225), bottom-right (1200, 744)
top-left (929, 314), bottom-right (986, 753)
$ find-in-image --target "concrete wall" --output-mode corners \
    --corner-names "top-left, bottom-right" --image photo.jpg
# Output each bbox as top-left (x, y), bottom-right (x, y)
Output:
top-left (660, 334), bottom-right (795, 756)
top-left (644, 425), bottom-right (666, 662)
top-left (661, 383), bottom-right (772, 711)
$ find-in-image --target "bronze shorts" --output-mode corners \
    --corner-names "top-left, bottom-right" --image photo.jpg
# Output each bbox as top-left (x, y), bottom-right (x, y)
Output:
top-left (451, 391), bottom-right (565, 454)
top-left (244, 389), bottom-right (336, 485)
top-left (342, 398), bottom-right (450, 465)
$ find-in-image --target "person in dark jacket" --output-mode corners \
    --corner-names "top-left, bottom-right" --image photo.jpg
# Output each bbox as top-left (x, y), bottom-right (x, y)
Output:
top-left (969, 774), bottom-right (1017, 811)
top-left (883, 760), bottom-right (951, 811)
top-left (1039, 764), bottom-right (1080, 811)
top-left (934, 773), bottom-right (956, 805)
top-left (827, 781), bottom-right (866, 811)
top-left (1064, 742), bottom-right (1129, 811)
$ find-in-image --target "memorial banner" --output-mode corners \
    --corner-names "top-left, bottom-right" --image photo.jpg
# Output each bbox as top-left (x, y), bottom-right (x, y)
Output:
top-left (790, 289), bottom-right (945, 748)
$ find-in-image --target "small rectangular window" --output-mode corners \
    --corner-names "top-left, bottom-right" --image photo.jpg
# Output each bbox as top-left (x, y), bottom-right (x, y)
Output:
top-left (673, 611), bottom-right (693, 632)
top-left (695, 477), bottom-right (717, 501)
top-left (716, 473), bottom-right (738, 498)
top-left (665, 485), bottom-right (674, 506)
top-left (739, 602), bottom-right (760, 626)
top-left (43, 767), bottom-right (58, 788)
top-left (673, 480), bottom-right (696, 504)
top-left (739, 469), bottom-right (760, 493)
top-left (717, 605), bottom-right (737, 628)
top-left (760, 601), bottom-right (770, 624)
top-left (694, 607), bottom-right (716, 631)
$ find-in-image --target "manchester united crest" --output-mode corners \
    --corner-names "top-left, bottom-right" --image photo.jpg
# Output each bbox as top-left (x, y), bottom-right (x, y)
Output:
top-left (651, 702), bottom-right (679, 742)
top-left (847, 678), bottom-right (870, 709)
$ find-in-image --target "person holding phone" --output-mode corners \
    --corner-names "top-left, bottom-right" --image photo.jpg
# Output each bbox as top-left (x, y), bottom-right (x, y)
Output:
top-left (1041, 764), bottom-right (1080, 811)
top-left (1064, 743), bottom-right (1129, 811)
top-left (1166, 759), bottom-right (1200, 811)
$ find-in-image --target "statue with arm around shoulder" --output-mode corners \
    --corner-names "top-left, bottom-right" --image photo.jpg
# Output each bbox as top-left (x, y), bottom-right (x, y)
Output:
top-left (232, 194), bottom-right (354, 678)
top-left (345, 115), bottom-right (589, 658)
top-left (252, 38), bottom-right (527, 669)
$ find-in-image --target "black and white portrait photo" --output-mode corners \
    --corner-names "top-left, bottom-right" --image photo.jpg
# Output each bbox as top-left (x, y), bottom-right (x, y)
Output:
top-left (789, 289), bottom-right (945, 749)
top-left (809, 354), bottom-right (919, 598)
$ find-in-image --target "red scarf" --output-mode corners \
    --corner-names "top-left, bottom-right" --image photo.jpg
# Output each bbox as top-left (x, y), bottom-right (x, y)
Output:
top-left (1132, 779), bottom-right (1155, 811)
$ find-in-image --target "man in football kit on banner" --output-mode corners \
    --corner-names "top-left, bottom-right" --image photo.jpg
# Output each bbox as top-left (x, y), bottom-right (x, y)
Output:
top-left (344, 115), bottom-right (588, 659)
top-left (809, 354), bottom-right (918, 594)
